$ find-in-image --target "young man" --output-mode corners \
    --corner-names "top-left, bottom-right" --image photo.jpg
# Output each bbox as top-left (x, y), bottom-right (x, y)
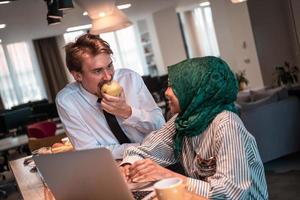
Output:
top-left (56, 33), bottom-right (165, 159)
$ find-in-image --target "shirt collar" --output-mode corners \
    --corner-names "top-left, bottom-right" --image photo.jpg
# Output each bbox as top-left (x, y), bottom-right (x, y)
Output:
top-left (79, 84), bottom-right (99, 107)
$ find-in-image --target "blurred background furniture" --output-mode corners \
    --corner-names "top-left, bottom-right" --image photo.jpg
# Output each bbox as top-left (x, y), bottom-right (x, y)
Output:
top-left (142, 75), bottom-right (169, 119)
top-left (32, 102), bottom-right (59, 121)
top-left (237, 87), bottom-right (300, 163)
top-left (0, 107), bottom-right (32, 138)
top-left (28, 133), bottom-right (67, 153)
top-left (27, 121), bottom-right (57, 139)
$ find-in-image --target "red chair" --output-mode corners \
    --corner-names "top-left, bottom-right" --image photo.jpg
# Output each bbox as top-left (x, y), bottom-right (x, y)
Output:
top-left (27, 121), bottom-right (56, 138)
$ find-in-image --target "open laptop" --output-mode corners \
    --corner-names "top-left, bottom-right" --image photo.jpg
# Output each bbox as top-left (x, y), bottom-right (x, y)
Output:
top-left (33, 148), bottom-right (153, 200)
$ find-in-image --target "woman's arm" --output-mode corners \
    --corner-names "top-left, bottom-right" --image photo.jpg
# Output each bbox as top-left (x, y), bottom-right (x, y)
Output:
top-left (121, 115), bottom-right (179, 166)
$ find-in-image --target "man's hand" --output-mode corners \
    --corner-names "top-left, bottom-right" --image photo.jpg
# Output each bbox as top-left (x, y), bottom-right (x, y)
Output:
top-left (128, 159), bottom-right (186, 183)
top-left (101, 89), bottom-right (132, 119)
top-left (119, 164), bottom-right (131, 182)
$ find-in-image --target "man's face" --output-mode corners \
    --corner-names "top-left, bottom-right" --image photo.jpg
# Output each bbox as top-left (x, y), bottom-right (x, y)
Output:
top-left (71, 53), bottom-right (114, 97)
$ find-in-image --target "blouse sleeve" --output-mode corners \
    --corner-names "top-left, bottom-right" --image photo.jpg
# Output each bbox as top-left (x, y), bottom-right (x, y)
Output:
top-left (121, 115), bottom-right (178, 166)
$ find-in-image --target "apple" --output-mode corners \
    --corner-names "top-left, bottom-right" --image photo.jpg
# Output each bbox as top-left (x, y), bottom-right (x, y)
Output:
top-left (101, 80), bottom-right (122, 97)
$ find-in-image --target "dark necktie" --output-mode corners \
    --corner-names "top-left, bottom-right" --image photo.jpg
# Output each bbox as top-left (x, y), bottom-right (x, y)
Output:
top-left (97, 98), bottom-right (130, 144)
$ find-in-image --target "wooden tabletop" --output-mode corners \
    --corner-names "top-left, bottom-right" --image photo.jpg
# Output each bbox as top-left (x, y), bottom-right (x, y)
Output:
top-left (9, 156), bottom-right (55, 200)
top-left (9, 156), bottom-right (207, 200)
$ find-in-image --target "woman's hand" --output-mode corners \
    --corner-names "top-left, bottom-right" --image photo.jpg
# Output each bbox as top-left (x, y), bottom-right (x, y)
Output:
top-left (119, 164), bottom-right (131, 182)
top-left (128, 159), bottom-right (187, 183)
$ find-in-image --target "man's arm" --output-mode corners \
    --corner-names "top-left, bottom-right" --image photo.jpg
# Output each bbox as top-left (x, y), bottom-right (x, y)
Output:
top-left (101, 70), bottom-right (165, 134)
top-left (56, 98), bottom-right (139, 159)
top-left (122, 72), bottom-right (165, 133)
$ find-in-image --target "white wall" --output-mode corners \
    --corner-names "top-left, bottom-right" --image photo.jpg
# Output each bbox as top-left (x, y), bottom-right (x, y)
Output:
top-left (247, 0), bottom-right (298, 86)
top-left (290, 0), bottom-right (300, 68)
top-left (152, 6), bottom-right (187, 74)
top-left (210, 0), bottom-right (264, 89)
top-left (148, 0), bottom-right (264, 88)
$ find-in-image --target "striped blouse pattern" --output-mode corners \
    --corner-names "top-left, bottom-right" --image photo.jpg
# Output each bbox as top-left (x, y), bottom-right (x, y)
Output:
top-left (122, 111), bottom-right (268, 199)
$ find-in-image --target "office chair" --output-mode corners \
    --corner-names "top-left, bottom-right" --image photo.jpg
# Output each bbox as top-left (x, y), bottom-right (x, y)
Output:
top-left (27, 121), bottom-right (57, 139)
top-left (11, 99), bottom-right (48, 111)
top-left (0, 107), bottom-right (32, 137)
top-left (32, 102), bottom-right (59, 120)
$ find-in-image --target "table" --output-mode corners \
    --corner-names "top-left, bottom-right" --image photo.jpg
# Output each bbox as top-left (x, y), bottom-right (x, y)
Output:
top-left (10, 157), bottom-right (206, 200)
top-left (0, 135), bottom-right (28, 152)
top-left (9, 156), bottom-right (55, 200)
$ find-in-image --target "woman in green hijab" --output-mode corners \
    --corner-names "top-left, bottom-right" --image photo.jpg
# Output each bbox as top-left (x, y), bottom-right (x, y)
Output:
top-left (120, 57), bottom-right (268, 199)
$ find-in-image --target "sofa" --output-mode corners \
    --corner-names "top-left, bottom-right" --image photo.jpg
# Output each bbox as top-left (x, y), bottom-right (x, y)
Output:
top-left (236, 87), bottom-right (300, 163)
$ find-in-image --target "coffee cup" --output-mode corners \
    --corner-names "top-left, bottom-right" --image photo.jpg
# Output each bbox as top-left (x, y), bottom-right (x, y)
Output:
top-left (153, 177), bottom-right (185, 200)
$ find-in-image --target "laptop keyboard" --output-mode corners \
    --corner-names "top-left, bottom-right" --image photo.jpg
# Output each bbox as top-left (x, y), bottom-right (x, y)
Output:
top-left (132, 191), bottom-right (152, 200)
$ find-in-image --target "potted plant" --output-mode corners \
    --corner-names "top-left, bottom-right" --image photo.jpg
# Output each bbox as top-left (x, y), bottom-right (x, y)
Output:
top-left (235, 70), bottom-right (249, 91)
top-left (274, 61), bottom-right (299, 87)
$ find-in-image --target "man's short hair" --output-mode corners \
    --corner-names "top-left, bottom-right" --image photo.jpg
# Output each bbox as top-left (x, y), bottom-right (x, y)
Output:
top-left (65, 33), bottom-right (113, 72)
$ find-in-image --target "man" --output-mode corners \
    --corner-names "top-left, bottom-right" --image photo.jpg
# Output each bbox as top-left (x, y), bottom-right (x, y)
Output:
top-left (56, 33), bottom-right (165, 159)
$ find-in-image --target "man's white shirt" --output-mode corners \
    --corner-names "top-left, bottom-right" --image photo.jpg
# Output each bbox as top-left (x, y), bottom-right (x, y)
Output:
top-left (56, 68), bottom-right (165, 158)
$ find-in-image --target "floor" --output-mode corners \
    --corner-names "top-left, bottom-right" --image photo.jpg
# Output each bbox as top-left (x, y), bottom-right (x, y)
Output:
top-left (1, 151), bottom-right (300, 200)
top-left (264, 151), bottom-right (300, 173)
top-left (264, 152), bottom-right (300, 200)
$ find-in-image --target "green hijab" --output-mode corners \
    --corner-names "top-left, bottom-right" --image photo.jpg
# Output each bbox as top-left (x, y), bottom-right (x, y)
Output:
top-left (168, 56), bottom-right (238, 157)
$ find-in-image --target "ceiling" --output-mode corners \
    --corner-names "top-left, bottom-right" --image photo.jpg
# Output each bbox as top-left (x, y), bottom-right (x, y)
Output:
top-left (0, 0), bottom-right (184, 43)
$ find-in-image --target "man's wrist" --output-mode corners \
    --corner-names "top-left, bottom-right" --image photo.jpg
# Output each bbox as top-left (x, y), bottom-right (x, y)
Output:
top-left (122, 105), bottom-right (132, 119)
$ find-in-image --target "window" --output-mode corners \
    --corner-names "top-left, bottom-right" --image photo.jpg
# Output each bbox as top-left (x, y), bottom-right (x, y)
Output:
top-left (179, 3), bottom-right (220, 57)
top-left (63, 26), bottom-right (146, 75)
top-left (0, 42), bottom-right (46, 109)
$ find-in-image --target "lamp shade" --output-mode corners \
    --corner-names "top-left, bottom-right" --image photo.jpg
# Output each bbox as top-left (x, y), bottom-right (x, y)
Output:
top-left (48, 0), bottom-right (63, 19)
top-left (231, 0), bottom-right (247, 3)
top-left (74, 0), bottom-right (115, 20)
top-left (90, 6), bottom-right (132, 34)
top-left (58, 0), bottom-right (74, 10)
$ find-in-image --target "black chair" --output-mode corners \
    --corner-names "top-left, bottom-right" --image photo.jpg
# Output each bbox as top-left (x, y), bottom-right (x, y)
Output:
top-left (0, 107), bottom-right (32, 137)
top-left (32, 103), bottom-right (59, 120)
top-left (142, 75), bottom-right (163, 102)
top-left (11, 99), bottom-right (48, 111)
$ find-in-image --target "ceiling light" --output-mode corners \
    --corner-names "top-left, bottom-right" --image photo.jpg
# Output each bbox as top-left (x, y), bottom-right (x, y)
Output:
top-left (231, 0), bottom-right (247, 3)
top-left (0, 39), bottom-right (2, 43)
top-left (47, 17), bottom-right (61, 25)
top-left (83, 11), bottom-right (88, 16)
top-left (90, 6), bottom-right (132, 34)
top-left (0, 24), bottom-right (6, 29)
top-left (117, 3), bottom-right (131, 10)
top-left (66, 24), bottom-right (92, 32)
top-left (199, 2), bottom-right (210, 7)
top-left (74, 0), bottom-right (115, 20)
top-left (58, 0), bottom-right (74, 10)
top-left (0, 1), bottom-right (10, 5)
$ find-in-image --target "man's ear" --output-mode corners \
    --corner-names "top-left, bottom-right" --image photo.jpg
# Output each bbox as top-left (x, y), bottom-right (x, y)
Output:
top-left (71, 71), bottom-right (82, 82)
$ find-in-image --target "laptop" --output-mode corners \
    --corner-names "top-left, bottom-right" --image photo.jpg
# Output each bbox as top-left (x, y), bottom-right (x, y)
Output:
top-left (33, 148), bottom-right (153, 200)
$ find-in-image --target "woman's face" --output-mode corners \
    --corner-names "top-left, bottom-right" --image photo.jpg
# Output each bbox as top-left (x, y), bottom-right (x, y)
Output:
top-left (165, 87), bottom-right (181, 114)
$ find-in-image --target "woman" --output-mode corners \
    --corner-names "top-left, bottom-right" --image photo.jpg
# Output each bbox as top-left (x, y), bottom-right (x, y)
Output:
top-left (120, 57), bottom-right (268, 199)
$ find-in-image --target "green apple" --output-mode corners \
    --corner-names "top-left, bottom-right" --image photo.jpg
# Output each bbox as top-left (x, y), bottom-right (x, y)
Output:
top-left (101, 80), bottom-right (122, 97)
